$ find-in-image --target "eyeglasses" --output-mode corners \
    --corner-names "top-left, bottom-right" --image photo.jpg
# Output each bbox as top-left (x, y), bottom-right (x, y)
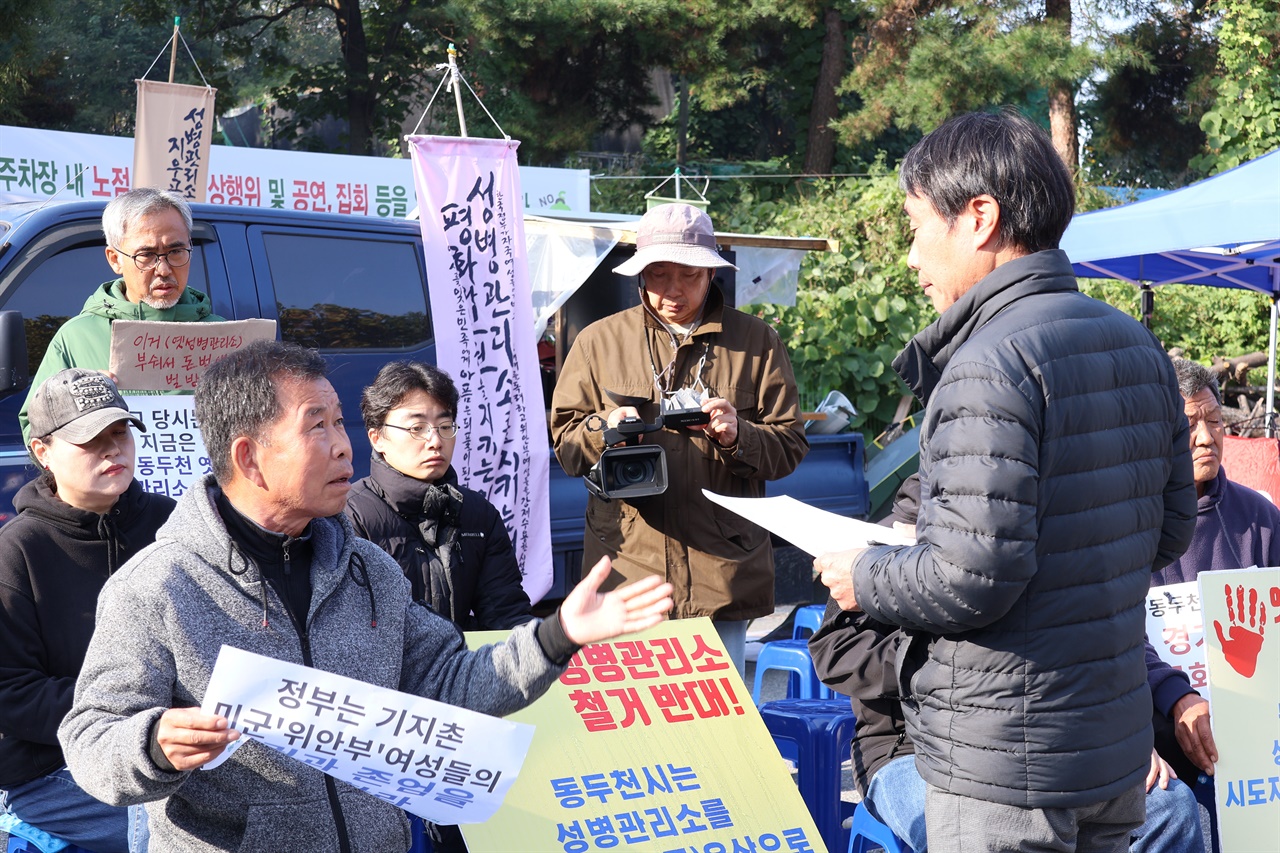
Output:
top-left (113, 246), bottom-right (192, 271)
top-left (382, 422), bottom-right (459, 441)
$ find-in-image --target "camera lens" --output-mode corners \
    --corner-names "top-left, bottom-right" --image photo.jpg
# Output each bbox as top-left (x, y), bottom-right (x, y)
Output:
top-left (617, 459), bottom-right (653, 486)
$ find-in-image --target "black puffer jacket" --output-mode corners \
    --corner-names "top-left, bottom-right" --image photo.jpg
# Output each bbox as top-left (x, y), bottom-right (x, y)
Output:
top-left (346, 453), bottom-right (533, 629)
top-left (853, 251), bottom-right (1196, 808)
top-left (0, 477), bottom-right (174, 787)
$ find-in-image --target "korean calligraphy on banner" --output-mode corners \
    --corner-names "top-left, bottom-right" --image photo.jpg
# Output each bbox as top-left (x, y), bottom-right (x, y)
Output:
top-left (463, 619), bottom-right (822, 853)
top-left (1199, 567), bottom-right (1280, 853)
top-left (122, 396), bottom-right (212, 498)
top-left (200, 646), bottom-right (535, 824)
top-left (109, 319), bottom-right (277, 391)
top-left (407, 135), bottom-right (552, 602)
top-left (133, 81), bottom-right (216, 202)
top-left (1144, 581), bottom-right (1209, 700)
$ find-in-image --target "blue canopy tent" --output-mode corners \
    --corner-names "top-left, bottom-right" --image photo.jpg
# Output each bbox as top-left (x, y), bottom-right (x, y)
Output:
top-left (1060, 149), bottom-right (1280, 430)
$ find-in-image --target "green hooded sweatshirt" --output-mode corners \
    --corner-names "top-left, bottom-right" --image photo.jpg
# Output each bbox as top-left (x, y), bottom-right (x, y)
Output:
top-left (19, 278), bottom-right (227, 443)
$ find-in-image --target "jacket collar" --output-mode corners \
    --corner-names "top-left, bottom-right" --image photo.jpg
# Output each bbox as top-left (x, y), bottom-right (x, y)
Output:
top-left (367, 451), bottom-right (461, 517)
top-left (83, 278), bottom-right (216, 323)
top-left (892, 250), bottom-right (1078, 404)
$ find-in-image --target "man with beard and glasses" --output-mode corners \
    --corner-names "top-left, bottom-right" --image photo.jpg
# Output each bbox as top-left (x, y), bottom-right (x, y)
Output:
top-left (19, 187), bottom-right (226, 443)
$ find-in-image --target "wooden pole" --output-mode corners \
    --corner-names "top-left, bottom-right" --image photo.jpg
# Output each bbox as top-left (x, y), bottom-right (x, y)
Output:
top-left (447, 44), bottom-right (467, 138)
top-left (168, 17), bottom-right (180, 83)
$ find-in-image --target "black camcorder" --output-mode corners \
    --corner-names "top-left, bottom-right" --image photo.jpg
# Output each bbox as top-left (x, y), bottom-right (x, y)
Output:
top-left (583, 407), bottom-right (709, 501)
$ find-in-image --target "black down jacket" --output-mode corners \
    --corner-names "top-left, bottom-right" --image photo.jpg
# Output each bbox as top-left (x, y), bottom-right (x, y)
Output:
top-left (852, 250), bottom-right (1196, 809)
top-left (346, 453), bottom-right (533, 630)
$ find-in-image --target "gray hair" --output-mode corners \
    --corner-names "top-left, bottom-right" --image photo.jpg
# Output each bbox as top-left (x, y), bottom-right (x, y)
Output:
top-left (1170, 357), bottom-right (1222, 406)
top-left (195, 341), bottom-right (328, 483)
top-left (899, 109), bottom-right (1075, 255)
top-left (102, 188), bottom-right (193, 248)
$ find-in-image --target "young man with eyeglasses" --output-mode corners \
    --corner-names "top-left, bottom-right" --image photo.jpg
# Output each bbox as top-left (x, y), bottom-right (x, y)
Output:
top-left (19, 188), bottom-right (227, 443)
top-left (346, 360), bottom-right (534, 633)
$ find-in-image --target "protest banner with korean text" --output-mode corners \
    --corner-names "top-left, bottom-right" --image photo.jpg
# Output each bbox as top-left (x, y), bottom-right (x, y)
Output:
top-left (110, 318), bottom-right (276, 391)
top-left (122, 395), bottom-right (210, 498)
top-left (200, 646), bottom-right (535, 824)
top-left (1200, 567), bottom-right (1279, 852)
top-left (0, 124), bottom-right (588, 215)
top-left (1144, 581), bottom-right (1210, 700)
top-left (408, 134), bottom-right (552, 602)
top-left (133, 81), bottom-right (216, 202)
top-left (463, 619), bottom-right (823, 853)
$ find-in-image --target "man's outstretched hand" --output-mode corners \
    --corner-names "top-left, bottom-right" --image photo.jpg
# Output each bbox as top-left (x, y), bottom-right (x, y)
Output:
top-left (559, 556), bottom-right (674, 645)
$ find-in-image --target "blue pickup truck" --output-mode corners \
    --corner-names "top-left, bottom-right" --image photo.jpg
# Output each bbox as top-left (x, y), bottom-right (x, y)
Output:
top-left (0, 200), bottom-right (868, 600)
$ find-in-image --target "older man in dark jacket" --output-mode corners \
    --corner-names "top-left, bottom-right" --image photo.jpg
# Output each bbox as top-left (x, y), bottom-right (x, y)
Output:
top-left (815, 111), bottom-right (1197, 852)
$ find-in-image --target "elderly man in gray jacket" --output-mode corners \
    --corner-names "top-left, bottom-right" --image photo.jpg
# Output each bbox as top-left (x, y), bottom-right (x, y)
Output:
top-left (815, 110), bottom-right (1196, 852)
top-left (58, 340), bottom-right (672, 852)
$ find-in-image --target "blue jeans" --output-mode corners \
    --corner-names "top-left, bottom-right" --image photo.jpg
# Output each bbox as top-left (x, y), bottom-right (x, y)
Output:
top-left (0, 765), bottom-right (144, 852)
top-left (1131, 779), bottom-right (1202, 853)
top-left (864, 756), bottom-right (928, 852)
top-left (865, 756), bottom-right (1201, 853)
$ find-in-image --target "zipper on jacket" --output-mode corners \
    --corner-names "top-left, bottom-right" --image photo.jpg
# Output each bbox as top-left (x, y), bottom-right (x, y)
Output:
top-left (295, 624), bottom-right (353, 853)
top-left (283, 539), bottom-right (291, 575)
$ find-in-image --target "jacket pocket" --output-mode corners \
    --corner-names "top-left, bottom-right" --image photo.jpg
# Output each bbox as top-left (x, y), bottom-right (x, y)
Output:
top-left (709, 502), bottom-right (766, 553)
top-left (239, 800), bottom-right (336, 852)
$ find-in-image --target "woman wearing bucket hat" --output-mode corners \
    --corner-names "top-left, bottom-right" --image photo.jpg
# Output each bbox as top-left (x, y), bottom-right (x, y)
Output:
top-left (0, 369), bottom-right (174, 852)
top-left (551, 203), bottom-right (809, 673)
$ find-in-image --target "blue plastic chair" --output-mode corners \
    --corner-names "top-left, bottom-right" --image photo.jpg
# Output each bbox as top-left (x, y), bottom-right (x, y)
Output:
top-left (406, 812), bottom-right (433, 852)
top-left (759, 698), bottom-right (856, 853)
top-left (848, 801), bottom-right (912, 853)
top-left (0, 813), bottom-right (82, 853)
top-left (752, 639), bottom-right (831, 704)
top-left (792, 604), bottom-right (826, 639)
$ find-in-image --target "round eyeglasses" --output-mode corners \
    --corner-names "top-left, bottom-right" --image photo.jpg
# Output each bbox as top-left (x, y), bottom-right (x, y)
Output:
top-left (113, 246), bottom-right (192, 271)
top-left (382, 422), bottom-right (459, 441)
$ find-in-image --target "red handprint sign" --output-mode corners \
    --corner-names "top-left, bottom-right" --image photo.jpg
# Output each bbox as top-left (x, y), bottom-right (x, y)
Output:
top-left (1213, 583), bottom-right (1267, 678)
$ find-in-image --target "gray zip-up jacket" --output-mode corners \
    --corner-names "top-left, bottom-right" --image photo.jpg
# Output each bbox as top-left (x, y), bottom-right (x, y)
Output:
top-left (58, 475), bottom-right (569, 852)
top-left (853, 251), bottom-right (1196, 809)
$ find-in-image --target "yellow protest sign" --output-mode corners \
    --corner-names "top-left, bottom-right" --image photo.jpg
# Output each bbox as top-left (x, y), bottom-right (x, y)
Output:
top-left (1199, 567), bottom-right (1280, 852)
top-left (465, 618), bottom-right (824, 852)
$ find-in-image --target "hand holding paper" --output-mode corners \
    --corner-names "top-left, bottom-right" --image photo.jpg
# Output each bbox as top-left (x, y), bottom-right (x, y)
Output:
top-left (155, 706), bottom-right (241, 771)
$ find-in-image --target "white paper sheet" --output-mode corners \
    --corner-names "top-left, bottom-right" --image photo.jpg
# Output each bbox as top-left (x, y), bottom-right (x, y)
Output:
top-left (702, 490), bottom-right (916, 556)
top-left (200, 646), bottom-right (535, 823)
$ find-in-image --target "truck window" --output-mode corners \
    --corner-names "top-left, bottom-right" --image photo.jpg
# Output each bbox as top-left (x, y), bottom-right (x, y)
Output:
top-left (262, 232), bottom-right (431, 351)
top-left (2, 240), bottom-right (210, 374)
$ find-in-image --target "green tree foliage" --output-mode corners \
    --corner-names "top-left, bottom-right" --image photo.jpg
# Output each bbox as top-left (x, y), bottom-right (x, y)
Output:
top-left (124, 0), bottom-right (453, 155)
top-left (1081, 3), bottom-right (1218, 187)
top-left (727, 171), bottom-right (931, 430)
top-left (1193, 0), bottom-right (1280, 172)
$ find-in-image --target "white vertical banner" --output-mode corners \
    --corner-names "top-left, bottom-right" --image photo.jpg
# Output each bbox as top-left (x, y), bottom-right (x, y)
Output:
top-left (407, 135), bottom-right (552, 602)
top-left (133, 80), bottom-right (216, 202)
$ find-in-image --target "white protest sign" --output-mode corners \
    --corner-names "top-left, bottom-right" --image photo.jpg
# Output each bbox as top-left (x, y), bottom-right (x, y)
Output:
top-left (123, 395), bottom-right (211, 498)
top-left (1144, 581), bottom-right (1210, 700)
top-left (201, 645), bottom-right (536, 824)
top-left (702, 489), bottom-right (916, 556)
top-left (110, 319), bottom-right (276, 391)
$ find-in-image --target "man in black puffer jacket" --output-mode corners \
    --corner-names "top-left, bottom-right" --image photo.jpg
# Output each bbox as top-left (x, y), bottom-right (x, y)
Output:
top-left (814, 110), bottom-right (1196, 852)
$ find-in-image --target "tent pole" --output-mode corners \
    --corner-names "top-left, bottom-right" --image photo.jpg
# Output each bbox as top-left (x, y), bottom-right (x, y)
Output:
top-left (1269, 293), bottom-right (1278, 438)
top-left (1140, 284), bottom-right (1154, 331)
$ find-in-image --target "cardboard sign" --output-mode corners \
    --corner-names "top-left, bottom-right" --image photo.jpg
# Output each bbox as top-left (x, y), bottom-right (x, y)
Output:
top-left (110, 319), bottom-right (276, 390)
top-left (201, 646), bottom-right (535, 824)
top-left (463, 619), bottom-right (823, 852)
top-left (1199, 567), bottom-right (1280, 853)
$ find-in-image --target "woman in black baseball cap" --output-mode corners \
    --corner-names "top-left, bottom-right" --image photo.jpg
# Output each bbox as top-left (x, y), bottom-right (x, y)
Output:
top-left (0, 369), bottom-right (174, 852)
